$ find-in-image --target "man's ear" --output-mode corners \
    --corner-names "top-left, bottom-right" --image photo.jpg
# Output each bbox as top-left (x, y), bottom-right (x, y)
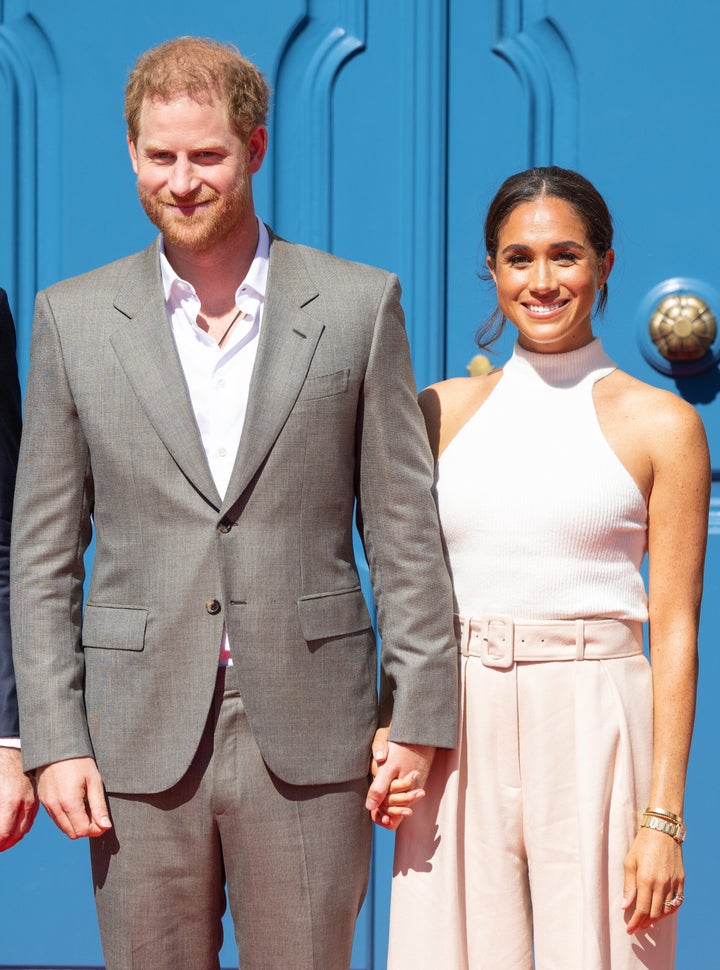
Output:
top-left (246, 126), bottom-right (268, 175)
top-left (127, 132), bottom-right (139, 175)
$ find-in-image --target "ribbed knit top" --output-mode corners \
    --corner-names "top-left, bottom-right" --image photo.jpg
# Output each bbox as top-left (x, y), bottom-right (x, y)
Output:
top-left (436, 339), bottom-right (648, 622)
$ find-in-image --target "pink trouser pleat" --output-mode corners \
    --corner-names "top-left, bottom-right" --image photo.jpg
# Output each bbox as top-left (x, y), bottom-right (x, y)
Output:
top-left (389, 652), bottom-right (677, 970)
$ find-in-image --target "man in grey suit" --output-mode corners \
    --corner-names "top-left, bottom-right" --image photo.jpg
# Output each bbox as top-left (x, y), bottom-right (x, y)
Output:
top-left (11, 37), bottom-right (457, 969)
top-left (0, 288), bottom-right (37, 851)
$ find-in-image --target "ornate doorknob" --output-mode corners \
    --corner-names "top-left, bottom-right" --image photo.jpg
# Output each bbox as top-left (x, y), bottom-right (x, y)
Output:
top-left (648, 294), bottom-right (717, 361)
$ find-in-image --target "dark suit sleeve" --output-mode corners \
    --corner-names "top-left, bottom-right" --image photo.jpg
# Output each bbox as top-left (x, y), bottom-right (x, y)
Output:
top-left (0, 289), bottom-right (22, 738)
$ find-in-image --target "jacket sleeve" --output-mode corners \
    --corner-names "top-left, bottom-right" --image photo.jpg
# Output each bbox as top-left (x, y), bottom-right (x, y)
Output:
top-left (0, 290), bottom-right (22, 739)
top-left (10, 289), bottom-right (95, 771)
top-left (355, 273), bottom-right (458, 748)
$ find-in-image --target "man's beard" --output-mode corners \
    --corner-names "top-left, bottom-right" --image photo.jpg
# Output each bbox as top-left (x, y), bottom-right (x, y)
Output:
top-left (137, 178), bottom-right (249, 253)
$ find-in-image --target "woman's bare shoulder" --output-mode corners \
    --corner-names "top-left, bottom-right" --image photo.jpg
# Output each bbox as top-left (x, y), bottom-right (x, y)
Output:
top-left (600, 369), bottom-right (706, 436)
top-left (421, 370), bottom-right (502, 407)
top-left (420, 371), bottom-right (503, 458)
top-left (598, 369), bottom-right (709, 484)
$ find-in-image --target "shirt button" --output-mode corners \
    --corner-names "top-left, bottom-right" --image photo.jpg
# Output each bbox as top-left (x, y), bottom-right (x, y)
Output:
top-left (218, 447), bottom-right (227, 458)
top-left (205, 599), bottom-right (221, 616)
top-left (216, 378), bottom-right (226, 389)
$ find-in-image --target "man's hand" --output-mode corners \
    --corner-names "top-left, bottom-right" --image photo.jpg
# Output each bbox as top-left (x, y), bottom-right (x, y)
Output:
top-left (0, 747), bottom-right (38, 850)
top-left (366, 740), bottom-right (435, 830)
top-left (36, 757), bottom-right (112, 839)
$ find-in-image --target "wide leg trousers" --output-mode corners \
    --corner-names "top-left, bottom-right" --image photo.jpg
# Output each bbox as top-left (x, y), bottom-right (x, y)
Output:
top-left (389, 650), bottom-right (677, 970)
top-left (90, 664), bottom-right (372, 970)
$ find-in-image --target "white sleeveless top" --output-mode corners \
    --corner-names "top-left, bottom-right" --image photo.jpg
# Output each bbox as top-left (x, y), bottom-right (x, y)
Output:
top-left (436, 339), bottom-right (648, 622)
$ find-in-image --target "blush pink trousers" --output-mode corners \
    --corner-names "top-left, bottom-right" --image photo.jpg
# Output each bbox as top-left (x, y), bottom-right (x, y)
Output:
top-left (389, 617), bottom-right (677, 970)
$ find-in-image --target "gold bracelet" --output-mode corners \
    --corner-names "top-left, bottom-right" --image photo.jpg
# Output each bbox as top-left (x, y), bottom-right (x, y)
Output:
top-left (641, 812), bottom-right (686, 844)
top-left (644, 806), bottom-right (684, 825)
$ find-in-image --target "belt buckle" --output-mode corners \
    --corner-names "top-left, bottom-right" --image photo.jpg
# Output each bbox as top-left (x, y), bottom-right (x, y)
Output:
top-left (481, 614), bottom-right (515, 669)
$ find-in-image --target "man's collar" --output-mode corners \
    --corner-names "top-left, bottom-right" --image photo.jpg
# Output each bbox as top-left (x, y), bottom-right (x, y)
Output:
top-left (159, 218), bottom-right (270, 302)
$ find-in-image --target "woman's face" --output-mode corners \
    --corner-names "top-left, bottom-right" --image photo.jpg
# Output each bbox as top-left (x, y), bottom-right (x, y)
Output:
top-left (487, 195), bottom-right (614, 354)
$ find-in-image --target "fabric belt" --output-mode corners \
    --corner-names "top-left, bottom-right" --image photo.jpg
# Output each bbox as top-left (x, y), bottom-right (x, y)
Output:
top-left (454, 613), bottom-right (643, 669)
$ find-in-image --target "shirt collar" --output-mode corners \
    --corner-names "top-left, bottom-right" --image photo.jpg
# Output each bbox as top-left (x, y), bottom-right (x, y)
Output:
top-left (159, 218), bottom-right (270, 304)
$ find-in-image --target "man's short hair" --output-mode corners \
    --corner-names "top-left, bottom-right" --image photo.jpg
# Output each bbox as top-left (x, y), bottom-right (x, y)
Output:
top-left (125, 36), bottom-right (270, 144)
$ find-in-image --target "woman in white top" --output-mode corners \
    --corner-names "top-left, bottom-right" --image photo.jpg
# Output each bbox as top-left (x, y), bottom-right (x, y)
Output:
top-left (376, 167), bottom-right (710, 969)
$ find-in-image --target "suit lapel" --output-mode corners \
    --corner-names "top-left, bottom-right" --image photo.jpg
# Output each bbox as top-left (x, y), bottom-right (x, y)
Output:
top-left (109, 241), bottom-right (222, 509)
top-left (220, 235), bottom-right (323, 517)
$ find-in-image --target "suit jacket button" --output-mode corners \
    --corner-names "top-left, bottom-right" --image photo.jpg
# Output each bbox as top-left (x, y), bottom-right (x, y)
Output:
top-left (217, 520), bottom-right (231, 534)
top-left (205, 598), bottom-right (221, 615)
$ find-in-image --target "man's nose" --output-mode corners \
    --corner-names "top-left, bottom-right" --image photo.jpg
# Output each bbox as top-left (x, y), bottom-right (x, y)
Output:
top-left (167, 158), bottom-right (198, 196)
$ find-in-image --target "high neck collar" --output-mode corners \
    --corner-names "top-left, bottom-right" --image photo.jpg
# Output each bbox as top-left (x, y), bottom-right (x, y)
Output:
top-left (508, 338), bottom-right (616, 388)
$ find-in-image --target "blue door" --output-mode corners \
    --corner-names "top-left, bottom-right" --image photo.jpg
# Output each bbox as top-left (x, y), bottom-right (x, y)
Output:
top-left (1, 1), bottom-right (718, 967)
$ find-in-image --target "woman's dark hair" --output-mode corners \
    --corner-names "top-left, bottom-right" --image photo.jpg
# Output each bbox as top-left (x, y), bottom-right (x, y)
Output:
top-left (478, 166), bottom-right (614, 350)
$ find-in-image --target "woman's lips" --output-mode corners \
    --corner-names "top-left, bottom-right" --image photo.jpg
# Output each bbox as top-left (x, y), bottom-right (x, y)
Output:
top-left (522, 300), bottom-right (569, 316)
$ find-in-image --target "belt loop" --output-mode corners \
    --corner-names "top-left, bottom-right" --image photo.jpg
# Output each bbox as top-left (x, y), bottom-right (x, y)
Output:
top-left (575, 619), bottom-right (585, 660)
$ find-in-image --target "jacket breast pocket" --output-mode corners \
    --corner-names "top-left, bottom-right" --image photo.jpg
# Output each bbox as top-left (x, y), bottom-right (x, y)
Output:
top-left (297, 586), bottom-right (372, 642)
top-left (294, 368), bottom-right (349, 406)
top-left (82, 604), bottom-right (148, 652)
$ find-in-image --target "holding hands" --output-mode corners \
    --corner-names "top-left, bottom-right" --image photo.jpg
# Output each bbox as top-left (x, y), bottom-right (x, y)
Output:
top-left (366, 727), bottom-right (433, 830)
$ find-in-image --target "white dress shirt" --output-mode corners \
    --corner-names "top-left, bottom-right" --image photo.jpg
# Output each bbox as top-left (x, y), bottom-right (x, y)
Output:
top-left (160, 218), bottom-right (270, 664)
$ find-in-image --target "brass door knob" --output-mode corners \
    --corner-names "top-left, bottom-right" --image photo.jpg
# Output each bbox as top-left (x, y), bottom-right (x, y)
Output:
top-left (648, 294), bottom-right (717, 361)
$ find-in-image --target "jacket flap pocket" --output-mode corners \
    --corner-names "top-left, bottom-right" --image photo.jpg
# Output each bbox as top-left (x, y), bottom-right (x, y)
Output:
top-left (296, 368), bottom-right (349, 404)
top-left (82, 604), bottom-right (148, 651)
top-left (297, 586), bottom-right (372, 641)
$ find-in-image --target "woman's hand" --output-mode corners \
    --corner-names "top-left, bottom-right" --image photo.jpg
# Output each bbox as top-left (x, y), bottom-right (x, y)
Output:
top-left (622, 827), bottom-right (684, 934)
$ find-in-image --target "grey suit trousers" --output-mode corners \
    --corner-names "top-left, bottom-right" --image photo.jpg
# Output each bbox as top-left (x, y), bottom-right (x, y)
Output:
top-left (90, 665), bottom-right (372, 970)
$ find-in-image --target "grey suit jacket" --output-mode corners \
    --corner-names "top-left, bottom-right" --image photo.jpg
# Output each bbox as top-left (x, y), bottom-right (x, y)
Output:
top-left (11, 232), bottom-right (457, 793)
